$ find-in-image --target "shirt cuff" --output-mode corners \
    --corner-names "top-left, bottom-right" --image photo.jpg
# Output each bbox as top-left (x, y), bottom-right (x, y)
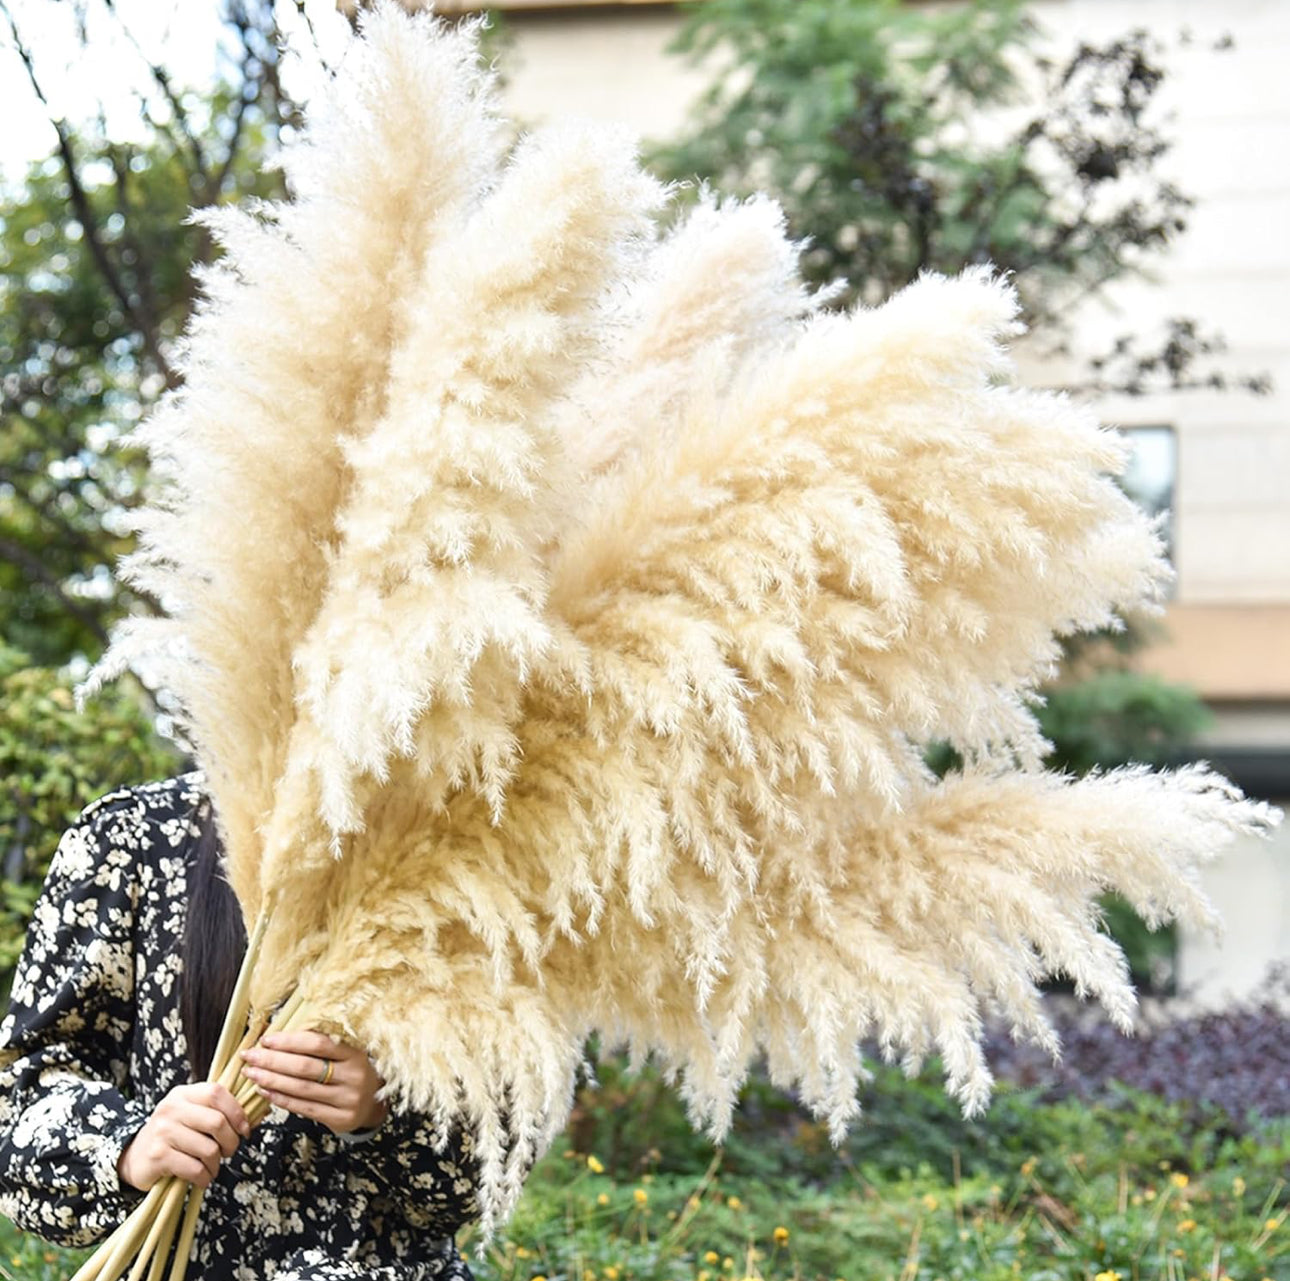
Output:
top-left (86, 1099), bottom-right (151, 1202)
top-left (337, 1118), bottom-right (387, 1145)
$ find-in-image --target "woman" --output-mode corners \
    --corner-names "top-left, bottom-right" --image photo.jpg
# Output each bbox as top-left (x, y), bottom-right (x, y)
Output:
top-left (0, 771), bottom-right (482, 1279)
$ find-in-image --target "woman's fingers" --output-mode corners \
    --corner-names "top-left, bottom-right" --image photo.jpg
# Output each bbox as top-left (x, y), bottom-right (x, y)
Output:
top-left (241, 1060), bottom-right (347, 1102)
top-left (166, 1151), bottom-right (213, 1189)
top-left (176, 1100), bottom-right (242, 1157)
top-left (238, 1027), bottom-right (387, 1135)
top-left (242, 1045), bottom-right (339, 1086)
top-left (242, 1030), bottom-right (354, 1094)
top-left (185, 1097), bottom-right (245, 1155)
top-left (164, 1123), bottom-right (222, 1183)
top-left (260, 1030), bottom-right (344, 1060)
top-left (121, 1081), bottom-right (247, 1192)
top-left (197, 1080), bottom-right (252, 1138)
top-left (255, 1087), bottom-right (351, 1130)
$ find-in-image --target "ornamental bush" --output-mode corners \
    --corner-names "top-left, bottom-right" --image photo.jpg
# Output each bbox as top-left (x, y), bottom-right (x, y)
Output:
top-left (0, 643), bottom-right (181, 993)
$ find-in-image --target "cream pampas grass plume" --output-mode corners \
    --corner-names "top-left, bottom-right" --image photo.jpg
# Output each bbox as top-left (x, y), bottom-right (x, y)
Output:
top-left (73, 1), bottom-right (1280, 1271)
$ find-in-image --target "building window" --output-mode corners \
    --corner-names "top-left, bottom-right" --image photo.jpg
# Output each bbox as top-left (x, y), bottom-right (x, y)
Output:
top-left (1119, 424), bottom-right (1176, 574)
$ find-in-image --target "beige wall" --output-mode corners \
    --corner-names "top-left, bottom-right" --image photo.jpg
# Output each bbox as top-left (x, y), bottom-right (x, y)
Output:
top-left (483, 7), bottom-right (710, 140)
top-left (1029, 1), bottom-right (1290, 614)
top-left (1141, 605), bottom-right (1290, 698)
top-left (1178, 811), bottom-right (1290, 1005)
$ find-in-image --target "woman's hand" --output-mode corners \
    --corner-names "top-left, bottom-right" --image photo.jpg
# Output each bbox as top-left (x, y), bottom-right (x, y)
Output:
top-left (239, 1029), bottom-right (388, 1136)
top-left (117, 1082), bottom-right (250, 1192)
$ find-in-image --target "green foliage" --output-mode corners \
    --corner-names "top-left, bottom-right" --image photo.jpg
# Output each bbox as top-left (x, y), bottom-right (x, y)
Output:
top-left (1038, 670), bottom-right (1212, 777)
top-left (452, 1063), bottom-right (1289, 1281)
top-left (1, 64), bottom-right (286, 665)
top-left (0, 643), bottom-right (181, 990)
top-left (5, 1057), bottom-right (1286, 1278)
top-left (654, 1), bottom-right (1189, 328)
top-left (562, 1052), bottom-right (1287, 1196)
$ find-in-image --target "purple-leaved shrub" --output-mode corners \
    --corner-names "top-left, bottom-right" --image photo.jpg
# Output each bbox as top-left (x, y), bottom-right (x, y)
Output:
top-left (986, 963), bottom-right (1290, 1126)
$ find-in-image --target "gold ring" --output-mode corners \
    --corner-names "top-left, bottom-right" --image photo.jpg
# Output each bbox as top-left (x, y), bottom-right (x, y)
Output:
top-left (317, 1058), bottom-right (333, 1086)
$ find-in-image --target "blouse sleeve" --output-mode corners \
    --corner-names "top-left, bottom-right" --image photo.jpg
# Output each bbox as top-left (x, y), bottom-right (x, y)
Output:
top-left (338, 1106), bottom-right (486, 1238)
top-left (0, 794), bottom-right (152, 1247)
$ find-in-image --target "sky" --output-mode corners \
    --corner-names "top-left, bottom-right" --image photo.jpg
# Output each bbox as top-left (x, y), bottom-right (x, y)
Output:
top-left (0, 0), bottom-right (352, 185)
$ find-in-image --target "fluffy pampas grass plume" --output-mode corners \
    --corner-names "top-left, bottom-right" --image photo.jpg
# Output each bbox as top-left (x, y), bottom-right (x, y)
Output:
top-left (77, 0), bottom-right (1281, 1258)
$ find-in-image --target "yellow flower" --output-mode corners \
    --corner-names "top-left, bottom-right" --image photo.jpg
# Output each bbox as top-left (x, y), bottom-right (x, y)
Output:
top-left (726, 1195), bottom-right (742, 1210)
top-left (534, 1276), bottom-right (547, 1281)
top-left (603, 1269), bottom-right (619, 1281)
top-left (1233, 1177), bottom-right (1246, 1197)
top-left (773, 1225), bottom-right (789, 1245)
top-left (516, 1247), bottom-right (531, 1259)
top-left (1171, 1172), bottom-right (1190, 1189)
top-left (1144, 1188), bottom-right (1156, 1202)
top-left (596, 1192), bottom-right (609, 1206)
top-left (687, 1195), bottom-right (701, 1210)
top-left (1159, 1160), bottom-right (1172, 1170)
top-left (1266, 1217), bottom-right (1282, 1232)
top-left (921, 1194), bottom-right (939, 1212)
top-left (1094, 1272), bottom-right (1121, 1281)
top-left (634, 1187), bottom-right (648, 1205)
top-left (1178, 1219), bottom-right (1197, 1233)
top-left (587, 1155), bottom-right (605, 1174)
top-left (585, 1272), bottom-right (596, 1281)
top-left (699, 1274), bottom-right (709, 1281)
top-left (1020, 1158), bottom-right (1037, 1177)
top-left (723, 1258), bottom-right (734, 1270)
top-left (704, 1253), bottom-right (720, 1265)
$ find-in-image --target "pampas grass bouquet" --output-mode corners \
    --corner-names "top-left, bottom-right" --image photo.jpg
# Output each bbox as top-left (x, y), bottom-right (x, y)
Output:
top-left (70, 3), bottom-right (1280, 1277)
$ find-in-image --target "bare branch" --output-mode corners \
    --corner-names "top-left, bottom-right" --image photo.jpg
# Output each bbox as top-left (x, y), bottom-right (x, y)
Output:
top-left (101, 0), bottom-right (209, 181)
top-left (1, 0), bottom-right (177, 387)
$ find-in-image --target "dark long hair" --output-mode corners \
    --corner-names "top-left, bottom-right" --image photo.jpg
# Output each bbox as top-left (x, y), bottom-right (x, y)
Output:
top-left (181, 797), bottom-right (248, 1080)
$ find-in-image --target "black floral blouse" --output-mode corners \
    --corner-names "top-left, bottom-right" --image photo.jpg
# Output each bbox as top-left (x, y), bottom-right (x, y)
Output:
top-left (0, 771), bottom-right (480, 1280)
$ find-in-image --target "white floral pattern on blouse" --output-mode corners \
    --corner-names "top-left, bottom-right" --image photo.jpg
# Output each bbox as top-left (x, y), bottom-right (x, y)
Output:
top-left (0, 772), bottom-right (479, 1280)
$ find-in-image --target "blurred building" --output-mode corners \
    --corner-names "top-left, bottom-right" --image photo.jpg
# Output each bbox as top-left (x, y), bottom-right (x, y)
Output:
top-left (435, 0), bottom-right (1289, 1004)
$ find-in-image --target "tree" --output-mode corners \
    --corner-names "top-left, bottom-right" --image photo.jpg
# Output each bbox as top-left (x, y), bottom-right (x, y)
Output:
top-left (0, 641), bottom-right (180, 995)
top-left (0, 0), bottom-right (297, 667)
top-left (0, 0), bottom-right (302, 988)
top-left (651, 0), bottom-right (1269, 398)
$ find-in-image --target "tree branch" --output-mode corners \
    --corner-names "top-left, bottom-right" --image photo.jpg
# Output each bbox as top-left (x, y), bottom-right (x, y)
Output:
top-left (101, 0), bottom-right (209, 182)
top-left (1, 0), bottom-right (177, 387)
top-left (0, 534), bottom-right (111, 647)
